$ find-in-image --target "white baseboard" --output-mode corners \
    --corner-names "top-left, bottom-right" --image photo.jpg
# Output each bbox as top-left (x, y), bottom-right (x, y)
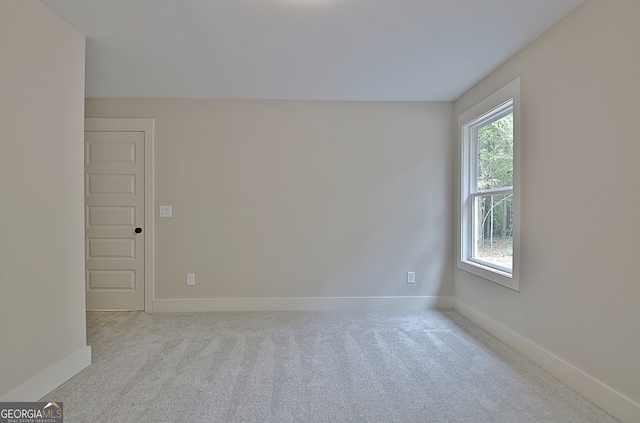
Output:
top-left (454, 299), bottom-right (640, 423)
top-left (152, 295), bottom-right (453, 312)
top-left (1, 346), bottom-right (91, 402)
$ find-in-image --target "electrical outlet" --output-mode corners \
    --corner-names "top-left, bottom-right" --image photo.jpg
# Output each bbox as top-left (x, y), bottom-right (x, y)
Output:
top-left (186, 273), bottom-right (195, 286)
top-left (407, 271), bottom-right (415, 284)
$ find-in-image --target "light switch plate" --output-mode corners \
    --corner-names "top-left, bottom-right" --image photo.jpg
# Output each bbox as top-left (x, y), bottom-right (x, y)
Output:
top-left (159, 205), bottom-right (172, 217)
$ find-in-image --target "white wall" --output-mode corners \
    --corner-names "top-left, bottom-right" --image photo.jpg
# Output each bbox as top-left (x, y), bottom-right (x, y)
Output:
top-left (0, 0), bottom-right (90, 400)
top-left (85, 99), bottom-right (454, 311)
top-left (453, 0), bottom-right (640, 421)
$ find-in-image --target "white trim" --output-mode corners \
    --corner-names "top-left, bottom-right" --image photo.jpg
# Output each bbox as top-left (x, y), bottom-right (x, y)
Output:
top-left (84, 118), bottom-right (155, 312)
top-left (458, 77), bottom-right (521, 291)
top-left (153, 296), bottom-right (454, 312)
top-left (0, 346), bottom-right (91, 402)
top-left (454, 299), bottom-right (640, 423)
top-left (144, 121), bottom-right (155, 312)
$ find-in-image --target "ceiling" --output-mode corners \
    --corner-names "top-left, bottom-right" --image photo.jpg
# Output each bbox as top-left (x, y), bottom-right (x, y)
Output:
top-left (42, 0), bottom-right (584, 101)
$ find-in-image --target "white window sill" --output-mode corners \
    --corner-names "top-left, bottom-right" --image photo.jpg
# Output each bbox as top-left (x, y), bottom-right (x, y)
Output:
top-left (458, 259), bottom-right (520, 291)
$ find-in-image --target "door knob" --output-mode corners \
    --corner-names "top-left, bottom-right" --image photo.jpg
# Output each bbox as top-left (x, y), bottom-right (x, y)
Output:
top-left (135, 227), bottom-right (143, 234)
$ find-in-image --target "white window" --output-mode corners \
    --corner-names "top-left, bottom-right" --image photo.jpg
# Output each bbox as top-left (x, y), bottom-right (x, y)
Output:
top-left (459, 78), bottom-right (521, 291)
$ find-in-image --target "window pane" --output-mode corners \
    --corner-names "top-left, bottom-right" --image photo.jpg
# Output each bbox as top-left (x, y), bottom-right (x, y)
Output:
top-left (473, 193), bottom-right (513, 270)
top-left (476, 114), bottom-right (513, 190)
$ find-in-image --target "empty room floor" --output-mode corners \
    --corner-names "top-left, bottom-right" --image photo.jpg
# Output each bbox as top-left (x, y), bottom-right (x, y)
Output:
top-left (42, 310), bottom-right (619, 422)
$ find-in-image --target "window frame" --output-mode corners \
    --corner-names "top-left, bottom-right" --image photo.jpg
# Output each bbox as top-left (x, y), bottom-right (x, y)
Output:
top-left (458, 78), bottom-right (521, 291)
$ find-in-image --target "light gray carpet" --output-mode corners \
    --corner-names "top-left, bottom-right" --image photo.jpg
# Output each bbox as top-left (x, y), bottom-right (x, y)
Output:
top-left (42, 310), bottom-right (618, 423)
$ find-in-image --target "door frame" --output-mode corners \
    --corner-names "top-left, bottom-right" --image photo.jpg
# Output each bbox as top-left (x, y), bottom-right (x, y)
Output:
top-left (85, 118), bottom-right (155, 312)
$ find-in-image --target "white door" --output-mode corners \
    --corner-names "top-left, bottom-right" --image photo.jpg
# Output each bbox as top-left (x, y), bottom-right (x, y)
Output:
top-left (85, 118), bottom-right (153, 310)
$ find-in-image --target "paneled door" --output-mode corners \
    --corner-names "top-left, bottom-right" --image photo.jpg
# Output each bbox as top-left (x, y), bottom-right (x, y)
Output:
top-left (85, 118), bottom-right (153, 310)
